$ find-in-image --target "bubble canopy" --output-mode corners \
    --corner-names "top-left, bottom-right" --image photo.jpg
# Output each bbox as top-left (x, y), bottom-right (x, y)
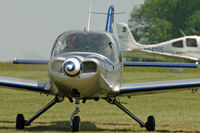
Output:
top-left (51, 31), bottom-right (116, 61)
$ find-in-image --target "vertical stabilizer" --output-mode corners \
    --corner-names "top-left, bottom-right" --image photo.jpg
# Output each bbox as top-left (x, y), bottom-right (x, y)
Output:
top-left (116, 23), bottom-right (140, 51)
top-left (105, 5), bottom-right (114, 33)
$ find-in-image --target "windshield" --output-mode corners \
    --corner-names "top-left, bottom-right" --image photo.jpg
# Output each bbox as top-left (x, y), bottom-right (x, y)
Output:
top-left (52, 32), bottom-right (115, 61)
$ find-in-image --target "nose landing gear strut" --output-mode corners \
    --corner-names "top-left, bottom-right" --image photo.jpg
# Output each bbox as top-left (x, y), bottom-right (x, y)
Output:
top-left (70, 99), bottom-right (81, 132)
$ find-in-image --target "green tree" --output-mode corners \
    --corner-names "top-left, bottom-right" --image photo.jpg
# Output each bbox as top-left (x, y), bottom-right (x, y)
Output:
top-left (129, 0), bottom-right (200, 44)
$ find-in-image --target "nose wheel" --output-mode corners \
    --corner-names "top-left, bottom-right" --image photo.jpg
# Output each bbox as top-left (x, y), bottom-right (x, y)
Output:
top-left (70, 99), bottom-right (81, 132)
top-left (72, 116), bottom-right (81, 131)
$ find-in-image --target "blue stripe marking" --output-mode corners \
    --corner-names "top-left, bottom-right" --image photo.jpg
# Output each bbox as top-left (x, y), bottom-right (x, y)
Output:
top-left (105, 5), bottom-right (114, 33)
top-left (120, 83), bottom-right (200, 94)
top-left (123, 62), bottom-right (198, 68)
top-left (13, 59), bottom-right (48, 64)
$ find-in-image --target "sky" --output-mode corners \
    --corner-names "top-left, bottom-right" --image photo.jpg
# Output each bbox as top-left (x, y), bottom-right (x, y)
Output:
top-left (0, 0), bottom-right (144, 61)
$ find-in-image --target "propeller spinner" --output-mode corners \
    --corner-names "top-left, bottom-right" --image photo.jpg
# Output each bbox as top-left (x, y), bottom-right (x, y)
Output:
top-left (63, 58), bottom-right (82, 76)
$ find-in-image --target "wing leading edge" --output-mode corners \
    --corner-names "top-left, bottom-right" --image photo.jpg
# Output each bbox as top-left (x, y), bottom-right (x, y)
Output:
top-left (123, 49), bottom-right (199, 63)
top-left (123, 62), bottom-right (198, 68)
top-left (0, 76), bottom-right (50, 93)
top-left (13, 58), bottom-right (49, 64)
top-left (120, 78), bottom-right (200, 96)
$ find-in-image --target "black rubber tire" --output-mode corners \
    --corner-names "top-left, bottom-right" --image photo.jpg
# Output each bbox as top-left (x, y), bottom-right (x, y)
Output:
top-left (72, 116), bottom-right (80, 132)
top-left (16, 114), bottom-right (25, 129)
top-left (145, 116), bottom-right (155, 131)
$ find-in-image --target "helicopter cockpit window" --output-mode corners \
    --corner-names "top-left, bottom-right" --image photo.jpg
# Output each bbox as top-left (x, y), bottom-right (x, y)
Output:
top-left (186, 38), bottom-right (197, 47)
top-left (52, 32), bottom-right (115, 61)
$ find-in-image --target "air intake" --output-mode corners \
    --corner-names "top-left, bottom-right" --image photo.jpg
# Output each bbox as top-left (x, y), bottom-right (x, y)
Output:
top-left (82, 61), bottom-right (97, 73)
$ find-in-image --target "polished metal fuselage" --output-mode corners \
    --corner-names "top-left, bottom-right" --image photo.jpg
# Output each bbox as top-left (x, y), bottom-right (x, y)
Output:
top-left (48, 31), bottom-right (123, 99)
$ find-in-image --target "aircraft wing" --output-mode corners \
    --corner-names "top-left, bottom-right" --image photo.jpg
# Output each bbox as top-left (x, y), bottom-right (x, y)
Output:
top-left (123, 49), bottom-right (198, 63)
top-left (0, 76), bottom-right (51, 94)
top-left (119, 78), bottom-right (200, 96)
top-left (13, 58), bottom-right (49, 64)
top-left (123, 62), bottom-right (198, 68)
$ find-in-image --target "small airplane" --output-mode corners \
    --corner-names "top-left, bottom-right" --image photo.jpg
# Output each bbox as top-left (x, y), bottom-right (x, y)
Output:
top-left (116, 23), bottom-right (200, 62)
top-left (1, 5), bottom-right (200, 132)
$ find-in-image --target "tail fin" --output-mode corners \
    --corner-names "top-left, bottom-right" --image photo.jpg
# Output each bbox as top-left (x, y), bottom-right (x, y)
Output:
top-left (116, 23), bottom-right (140, 51)
top-left (105, 5), bottom-right (114, 33)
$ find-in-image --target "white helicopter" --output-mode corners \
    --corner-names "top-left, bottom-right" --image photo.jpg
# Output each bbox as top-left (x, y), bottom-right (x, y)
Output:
top-left (1, 5), bottom-right (200, 132)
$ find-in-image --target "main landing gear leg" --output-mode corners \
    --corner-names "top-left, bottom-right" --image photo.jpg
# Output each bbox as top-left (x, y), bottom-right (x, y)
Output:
top-left (106, 98), bottom-right (155, 131)
top-left (16, 96), bottom-right (64, 129)
top-left (70, 99), bottom-right (81, 132)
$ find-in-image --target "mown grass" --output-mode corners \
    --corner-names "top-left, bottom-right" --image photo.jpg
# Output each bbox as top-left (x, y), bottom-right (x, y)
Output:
top-left (1, 63), bottom-right (200, 133)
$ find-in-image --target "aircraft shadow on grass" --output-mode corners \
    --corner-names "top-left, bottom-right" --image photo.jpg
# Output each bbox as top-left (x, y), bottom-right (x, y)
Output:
top-left (1, 120), bottom-right (200, 133)
top-left (0, 120), bottom-right (133, 132)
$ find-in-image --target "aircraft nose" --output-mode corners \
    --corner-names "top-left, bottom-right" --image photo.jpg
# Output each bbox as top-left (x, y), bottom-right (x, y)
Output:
top-left (63, 58), bottom-right (82, 77)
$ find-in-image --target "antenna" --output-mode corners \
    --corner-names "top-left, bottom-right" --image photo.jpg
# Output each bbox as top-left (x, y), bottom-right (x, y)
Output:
top-left (87, 1), bottom-right (92, 31)
top-left (179, 29), bottom-right (186, 37)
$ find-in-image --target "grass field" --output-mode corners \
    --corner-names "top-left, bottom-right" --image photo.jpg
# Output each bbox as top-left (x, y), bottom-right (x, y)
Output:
top-left (1, 63), bottom-right (200, 133)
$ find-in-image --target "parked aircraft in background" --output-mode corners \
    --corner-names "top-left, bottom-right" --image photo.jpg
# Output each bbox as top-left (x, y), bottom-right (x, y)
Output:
top-left (1, 5), bottom-right (200, 132)
top-left (116, 23), bottom-right (200, 62)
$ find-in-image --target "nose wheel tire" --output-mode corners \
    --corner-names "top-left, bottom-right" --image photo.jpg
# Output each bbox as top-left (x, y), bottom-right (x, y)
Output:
top-left (16, 114), bottom-right (25, 129)
top-left (145, 116), bottom-right (155, 131)
top-left (72, 116), bottom-right (81, 132)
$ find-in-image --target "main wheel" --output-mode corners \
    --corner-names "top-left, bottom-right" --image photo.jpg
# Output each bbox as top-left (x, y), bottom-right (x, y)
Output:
top-left (16, 114), bottom-right (25, 129)
top-left (72, 116), bottom-right (80, 132)
top-left (145, 116), bottom-right (155, 131)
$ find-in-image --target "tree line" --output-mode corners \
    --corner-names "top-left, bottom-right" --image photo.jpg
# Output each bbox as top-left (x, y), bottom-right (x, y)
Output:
top-left (129, 0), bottom-right (200, 44)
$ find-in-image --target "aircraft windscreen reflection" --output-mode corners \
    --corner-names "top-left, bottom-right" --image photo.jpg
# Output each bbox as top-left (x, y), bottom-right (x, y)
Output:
top-left (52, 31), bottom-right (115, 61)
